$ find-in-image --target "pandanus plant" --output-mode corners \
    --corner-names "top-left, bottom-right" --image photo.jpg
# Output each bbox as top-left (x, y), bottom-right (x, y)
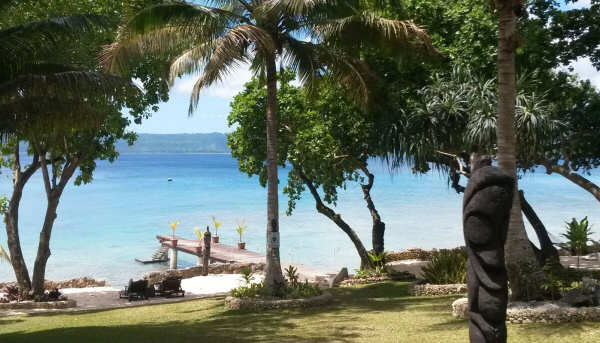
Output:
top-left (101, 0), bottom-right (435, 293)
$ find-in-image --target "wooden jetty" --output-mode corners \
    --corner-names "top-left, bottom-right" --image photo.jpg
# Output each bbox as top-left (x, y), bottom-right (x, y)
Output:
top-left (156, 234), bottom-right (335, 284)
top-left (156, 235), bottom-right (264, 264)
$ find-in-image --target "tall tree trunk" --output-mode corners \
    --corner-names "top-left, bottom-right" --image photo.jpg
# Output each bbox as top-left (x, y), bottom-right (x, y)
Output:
top-left (297, 169), bottom-right (372, 269)
top-left (263, 52), bottom-right (285, 293)
top-left (5, 146), bottom-right (39, 297)
top-left (31, 194), bottom-right (60, 297)
top-left (496, 0), bottom-right (542, 301)
top-left (546, 164), bottom-right (600, 202)
top-left (359, 165), bottom-right (385, 254)
top-left (519, 190), bottom-right (560, 265)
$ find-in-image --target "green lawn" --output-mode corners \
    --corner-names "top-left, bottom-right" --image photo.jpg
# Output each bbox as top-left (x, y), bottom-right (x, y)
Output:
top-left (1, 282), bottom-right (598, 343)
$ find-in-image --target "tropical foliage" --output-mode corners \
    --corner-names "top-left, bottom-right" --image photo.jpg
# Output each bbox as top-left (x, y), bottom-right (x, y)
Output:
top-left (102, 0), bottom-right (435, 293)
top-left (0, 0), bottom-right (168, 298)
top-left (421, 247), bottom-right (467, 285)
top-left (228, 71), bottom-right (384, 268)
top-left (562, 217), bottom-right (595, 256)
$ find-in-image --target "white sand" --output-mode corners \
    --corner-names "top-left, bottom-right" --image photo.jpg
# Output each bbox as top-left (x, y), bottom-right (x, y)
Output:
top-left (55, 274), bottom-right (264, 296)
top-left (181, 273), bottom-right (264, 295)
top-left (60, 287), bottom-right (119, 294)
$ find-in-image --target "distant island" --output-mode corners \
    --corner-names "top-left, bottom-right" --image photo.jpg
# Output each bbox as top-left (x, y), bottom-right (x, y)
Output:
top-left (117, 133), bottom-right (230, 153)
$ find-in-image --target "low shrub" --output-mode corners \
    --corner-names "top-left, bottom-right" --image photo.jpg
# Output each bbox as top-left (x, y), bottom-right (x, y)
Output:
top-left (354, 265), bottom-right (387, 279)
top-left (231, 265), bottom-right (321, 300)
top-left (422, 247), bottom-right (467, 284)
top-left (231, 281), bottom-right (322, 300)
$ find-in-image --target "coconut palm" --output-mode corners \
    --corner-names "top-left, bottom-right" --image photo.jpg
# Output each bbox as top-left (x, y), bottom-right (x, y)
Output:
top-left (495, 0), bottom-right (544, 301)
top-left (102, 0), bottom-right (434, 294)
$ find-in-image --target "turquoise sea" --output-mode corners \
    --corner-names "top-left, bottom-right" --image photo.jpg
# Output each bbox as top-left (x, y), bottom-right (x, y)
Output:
top-left (1, 153), bottom-right (599, 286)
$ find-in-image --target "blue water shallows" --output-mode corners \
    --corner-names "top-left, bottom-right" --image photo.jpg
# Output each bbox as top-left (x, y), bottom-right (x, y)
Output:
top-left (0, 153), bottom-right (598, 286)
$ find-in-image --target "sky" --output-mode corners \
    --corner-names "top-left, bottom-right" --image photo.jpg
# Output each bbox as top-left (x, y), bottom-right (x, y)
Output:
top-left (132, 0), bottom-right (599, 134)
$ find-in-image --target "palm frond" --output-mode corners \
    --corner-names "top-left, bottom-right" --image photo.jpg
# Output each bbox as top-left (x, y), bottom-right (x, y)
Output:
top-left (0, 14), bottom-right (108, 69)
top-left (260, 0), bottom-right (345, 16)
top-left (188, 24), bottom-right (275, 114)
top-left (316, 11), bottom-right (436, 55)
top-left (102, 3), bottom-right (240, 74)
top-left (282, 36), bottom-right (375, 105)
top-left (0, 71), bottom-right (139, 102)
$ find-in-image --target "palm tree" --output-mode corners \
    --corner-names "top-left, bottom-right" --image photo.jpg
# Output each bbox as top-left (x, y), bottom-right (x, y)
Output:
top-left (102, 0), bottom-right (434, 294)
top-left (496, 0), bottom-right (543, 301)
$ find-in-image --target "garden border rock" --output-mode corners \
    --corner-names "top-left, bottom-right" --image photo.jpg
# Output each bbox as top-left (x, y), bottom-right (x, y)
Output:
top-left (224, 292), bottom-right (332, 311)
top-left (0, 299), bottom-right (76, 310)
top-left (340, 276), bottom-right (393, 286)
top-left (409, 282), bottom-right (467, 296)
top-left (452, 297), bottom-right (600, 324)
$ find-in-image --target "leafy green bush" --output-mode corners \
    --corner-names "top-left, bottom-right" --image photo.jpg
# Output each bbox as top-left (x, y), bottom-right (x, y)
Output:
top-left (562, 217), bottom-right (594, 256)
top-left (231, 282), bottom-right (267, 298)
top-left (422, 247), bottom-right (467, 284)
top-left (231, 282), bottom-right (322, 299)
top-left (354, 265), bottom-right (387, 279)
top-left (368, 251), bottom-right (387, 267)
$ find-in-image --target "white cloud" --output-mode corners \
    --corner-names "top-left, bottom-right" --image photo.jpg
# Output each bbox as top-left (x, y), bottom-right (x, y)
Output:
top-left (566, 0), bottom-right (591, 9)
top-left (173, 63), bottom-right (254, 99)
top-left (567, 57), bottom-right (600, 88)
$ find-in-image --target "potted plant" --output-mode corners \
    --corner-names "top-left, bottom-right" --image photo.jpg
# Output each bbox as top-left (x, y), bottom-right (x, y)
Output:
top-left (193, 227), bottom-right (204, 255)
top-left (169, 221), bottom-right (180, 246)
top-left (211, 216), bottom-right (222, 243)
top-left (236, 220), bottom-right (247, 249)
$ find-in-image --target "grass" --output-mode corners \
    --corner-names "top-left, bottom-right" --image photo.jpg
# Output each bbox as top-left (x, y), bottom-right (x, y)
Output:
top-left (1, 281), bottom-right (599, 343)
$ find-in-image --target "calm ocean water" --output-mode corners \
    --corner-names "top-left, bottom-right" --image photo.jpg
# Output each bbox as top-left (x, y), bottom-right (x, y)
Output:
top-left (1, 153), bottom-right (598, 286)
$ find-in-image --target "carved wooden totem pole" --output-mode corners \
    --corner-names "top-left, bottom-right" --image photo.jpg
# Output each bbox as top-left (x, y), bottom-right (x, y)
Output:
top-left (463, 161), bottom-right (515, 343)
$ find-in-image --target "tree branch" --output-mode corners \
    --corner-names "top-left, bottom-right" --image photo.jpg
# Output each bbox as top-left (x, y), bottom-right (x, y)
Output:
top-left (39, 151), bottom-right (53, 197)
top-left (14, 142), bottom-right (21, 174)
top-left (57, 156), bottom-right (79, 191)
top-left (237, 0), bottom-right (253, 13)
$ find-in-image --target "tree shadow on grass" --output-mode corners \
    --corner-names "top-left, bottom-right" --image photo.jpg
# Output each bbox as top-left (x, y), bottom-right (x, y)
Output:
top-left (0, 312), bottom-right (362, 343)
top-left (0, 281), bottom-right (467, 343)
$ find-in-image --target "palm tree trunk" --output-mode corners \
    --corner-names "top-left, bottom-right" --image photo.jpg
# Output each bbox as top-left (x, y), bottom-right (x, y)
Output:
top-left (496, 0), bottom-right (542, 301)
top-left (264, 52), bottom-right (285, 293)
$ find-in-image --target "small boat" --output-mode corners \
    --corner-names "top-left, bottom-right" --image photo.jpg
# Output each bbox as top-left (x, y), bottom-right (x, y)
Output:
top-left (135, 258), bottom-right (169, 264)
top-left (167, 178), bottom-right (173, 182)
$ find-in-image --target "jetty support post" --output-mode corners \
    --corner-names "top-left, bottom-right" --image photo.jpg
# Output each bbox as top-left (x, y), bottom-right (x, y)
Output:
top-left (169, 239), bottom-right (178, 270)
top-left (202, 226), bottom-right (211, 276)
